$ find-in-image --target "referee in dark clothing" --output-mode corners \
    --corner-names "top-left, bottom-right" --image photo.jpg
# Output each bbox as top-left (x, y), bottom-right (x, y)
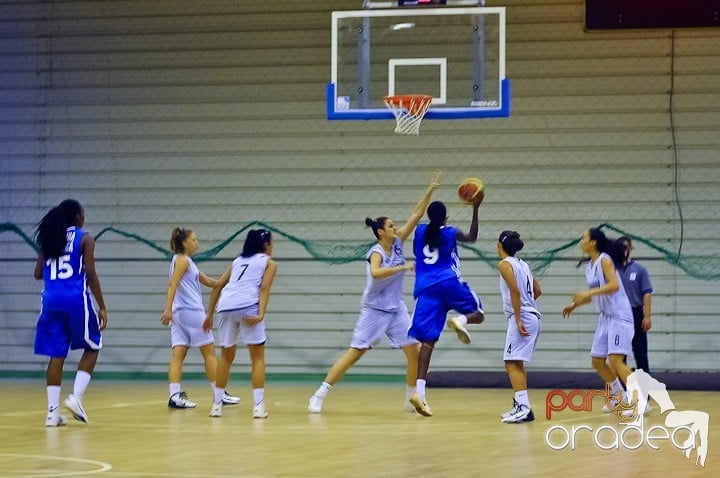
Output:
top-left (617, 236), bottom-right (653, 372)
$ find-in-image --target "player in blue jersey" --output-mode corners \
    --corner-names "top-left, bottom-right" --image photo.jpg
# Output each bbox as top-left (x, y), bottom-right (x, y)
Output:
top-left (408, 193), bottom-right (486, 416)
top-left (308, 172), bottom-right (442, 414)
top-left (33, 199), bottom-right (108, 426)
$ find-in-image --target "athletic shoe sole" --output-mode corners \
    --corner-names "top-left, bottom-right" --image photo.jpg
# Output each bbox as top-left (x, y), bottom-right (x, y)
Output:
top-left (409, 393), bottom-right (433, 417)
top-left (447, 317), bottom-right (472, 344)
top-left (502, 409), bottom-right (535, 424)
top-left (64, 395), bottom-right (89, 424)
top-left (222, 392), bottom-right (241, 405)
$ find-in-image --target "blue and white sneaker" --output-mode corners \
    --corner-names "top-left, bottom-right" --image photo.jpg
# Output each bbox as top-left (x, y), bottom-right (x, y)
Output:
top-left (168, 391), bottom-right (197, 409)
top-left (222, 391), bottom-right (241, 405)
top-left (64, 394), bottom-right (89, 423)
top-left (501, 398), bottom-right (519, 419)
top-left (502, 404), bottom-right (535, 424)
top-left (45, 407), bottom-right (68, 427)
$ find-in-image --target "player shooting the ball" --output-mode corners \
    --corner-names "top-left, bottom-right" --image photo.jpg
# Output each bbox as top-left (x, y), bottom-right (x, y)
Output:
top-left (408, 179), bottom-right (486, 417)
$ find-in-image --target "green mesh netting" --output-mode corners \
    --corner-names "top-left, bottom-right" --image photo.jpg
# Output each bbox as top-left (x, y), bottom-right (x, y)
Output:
top-left (459, 222), bottom-right (720, 281)
top-left (2, 221), bottom-right (719, 280)
top-left (1, 221), bottom-right (373, 265)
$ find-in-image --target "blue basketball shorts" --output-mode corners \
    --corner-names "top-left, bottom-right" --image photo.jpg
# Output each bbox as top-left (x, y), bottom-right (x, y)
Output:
top-left (409, 278), bottom-right (483, 342)
top-left (34, 294), bottom-right (102, 358)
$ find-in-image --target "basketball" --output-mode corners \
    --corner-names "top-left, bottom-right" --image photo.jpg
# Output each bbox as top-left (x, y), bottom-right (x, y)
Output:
top-left (457, 177), bottom-right (484, 203)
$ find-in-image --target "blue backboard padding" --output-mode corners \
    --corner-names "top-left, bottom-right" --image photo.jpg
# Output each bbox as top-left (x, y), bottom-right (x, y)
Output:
top-left (326, 79), bottom-right (511, 120)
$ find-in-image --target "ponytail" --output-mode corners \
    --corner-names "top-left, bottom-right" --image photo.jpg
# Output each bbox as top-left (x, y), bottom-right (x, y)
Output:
top-left (34, 199), bottom-right (83, 259)
top-left (365, 216), bottom-right (388, 239)
top-left (424, 201), bottom-right (447, 251)
top-left (170, 227), bottom-right (192, 254)
top-left (498, 230), bottom-right (524, 256)
top-left (241, 229), bottom-right (272, 257)
top-left (588, 227), bottom-right (625, 267)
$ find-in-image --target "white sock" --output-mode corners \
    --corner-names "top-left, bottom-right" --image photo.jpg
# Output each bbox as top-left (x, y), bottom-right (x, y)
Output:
top-left (514, 390), bottom-right (530, 408)
top-left (609, 378), bottom-right (624, 401)
top-left (169, 383), bottom-right (181, 397)
top-left (416, 379), bottom-right (426, 398)
top-left (72, 370), bottom-right (91, 401)
top-left (213, 385), bottom-right (224, 404)
top-left (253, 388), bottom-right (264, 406)
top-left (315, 381), bottom-right (332, 398)
top-left (454, 315), bottom-right (468, 326)
top-left (47, 385), bottom-right (61, 410)
top-left (406, 385), bottom-right (416, 400)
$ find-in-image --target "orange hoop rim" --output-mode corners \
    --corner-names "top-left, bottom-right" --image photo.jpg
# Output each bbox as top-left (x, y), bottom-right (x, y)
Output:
top-left (383, 94), bottom-right (432, 115)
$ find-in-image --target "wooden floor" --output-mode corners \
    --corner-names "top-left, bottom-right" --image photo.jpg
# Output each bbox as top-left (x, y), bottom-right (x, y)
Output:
top-left (0, 380), bottom-right (717, 477)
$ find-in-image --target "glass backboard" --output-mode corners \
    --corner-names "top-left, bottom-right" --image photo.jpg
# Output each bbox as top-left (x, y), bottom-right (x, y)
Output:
top-left (328, 3), bottom-right (509, 120)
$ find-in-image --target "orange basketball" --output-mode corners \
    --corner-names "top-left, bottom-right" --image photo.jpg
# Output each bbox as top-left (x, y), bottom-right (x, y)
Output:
top-left (457, 177), bottom-right (484, 203)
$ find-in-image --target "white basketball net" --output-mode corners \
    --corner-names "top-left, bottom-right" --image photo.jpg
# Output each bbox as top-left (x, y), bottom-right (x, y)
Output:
top-left (383, 95), bottom-right (432, 135)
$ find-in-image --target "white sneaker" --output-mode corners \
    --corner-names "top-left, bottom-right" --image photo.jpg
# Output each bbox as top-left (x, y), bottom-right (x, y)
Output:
top-left (168, 391), bottom-right (197, 409)
top-left (500, 399), bottom-right (519, 419)
top-left (404, 398), bottom-right (416, 413)
top-left (446, 316), bottom-right (472, 344)
top-left (409, 393), bottom-right (433, 417)
top-left (209, 401), bottom-right (223, 417)
top-left (64, 394), bottom-right (89, 423)
top-left (601, 399), bottom-right (619, 413)
top-left (222, 391), bottom-right (241, 405)
top-left (308, 395), bottom-right (323, 414)
top-left (253, 402), bottom-right (269, 419)
top-left (45, 407), bottom-right (68, 427)
top-left (502, 404), bottom-right (535, 423)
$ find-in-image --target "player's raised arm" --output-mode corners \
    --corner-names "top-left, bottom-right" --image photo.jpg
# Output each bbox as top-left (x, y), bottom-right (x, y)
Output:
top-left (396, 171), bottom-right (442, 241)
top-left (456, 190), bottom-right (484, 243)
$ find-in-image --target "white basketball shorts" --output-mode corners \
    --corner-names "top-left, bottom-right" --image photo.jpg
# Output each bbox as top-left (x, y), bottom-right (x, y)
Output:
top-left (503, 311), bottom-right (542, 362)
top-left (170, 308), bottom-right (214, 348)
top-left (216, 305), bottom-right (266, 347)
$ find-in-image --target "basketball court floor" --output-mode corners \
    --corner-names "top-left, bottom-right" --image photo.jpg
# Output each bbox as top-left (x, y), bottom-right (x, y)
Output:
top-left (0, 380), bottom-right (716, 477)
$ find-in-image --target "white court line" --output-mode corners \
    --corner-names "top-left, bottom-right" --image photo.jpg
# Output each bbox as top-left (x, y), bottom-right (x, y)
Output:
top-left (1, 400), bottom-right (161, 418)
top-left (0, 453), bottom-right (112, 477)
top-left (64, 473), bottom-right (265, 477)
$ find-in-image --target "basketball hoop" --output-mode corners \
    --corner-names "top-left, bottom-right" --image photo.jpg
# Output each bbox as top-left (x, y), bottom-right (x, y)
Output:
top-left (383, 94), bottom-right (432, 135)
